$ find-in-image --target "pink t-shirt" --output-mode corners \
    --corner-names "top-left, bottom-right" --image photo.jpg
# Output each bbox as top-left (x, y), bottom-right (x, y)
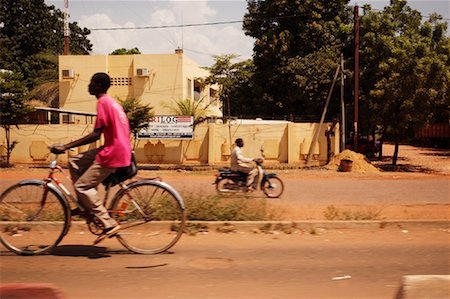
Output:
top-left (94, 95), bottom-right (131, 168)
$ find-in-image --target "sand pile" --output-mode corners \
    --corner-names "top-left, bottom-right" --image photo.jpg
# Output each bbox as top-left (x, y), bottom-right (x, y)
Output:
top-left (326, 150), bottom-right (380, 173)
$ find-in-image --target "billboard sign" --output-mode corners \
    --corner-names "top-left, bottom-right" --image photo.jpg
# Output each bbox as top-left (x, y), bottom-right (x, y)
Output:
top-left (137, 115), bottom-right (194, 140)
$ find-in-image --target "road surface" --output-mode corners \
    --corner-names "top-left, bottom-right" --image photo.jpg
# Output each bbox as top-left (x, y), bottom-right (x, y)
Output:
top-left (1, 224), bottom-right (449, 299)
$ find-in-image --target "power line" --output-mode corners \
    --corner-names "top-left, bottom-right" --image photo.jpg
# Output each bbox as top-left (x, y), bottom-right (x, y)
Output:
top-left (90, 20), bottom-right (243, 31)
top-left (89, 11), bottom-right (449, 33)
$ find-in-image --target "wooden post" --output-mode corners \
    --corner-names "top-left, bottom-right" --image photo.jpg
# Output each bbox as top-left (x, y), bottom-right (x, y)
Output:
top-left (306, 64), bottom-right (340, 164)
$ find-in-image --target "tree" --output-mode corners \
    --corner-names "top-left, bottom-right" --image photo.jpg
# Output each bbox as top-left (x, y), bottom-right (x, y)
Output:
top-left (359, 0), bottom-right (450, 165)
top-left (204, 54), bottom-right (254, 118)
top-left (110, 48), bottom-right (142, 55)
top-left (118, 98), bottom-right (154, 149)
top-left (0, 0), bottom-right (92, 90)
top-left (243, 0), bottom-right (353, 117)
top-left (0, 71), bottom-right (35, 166)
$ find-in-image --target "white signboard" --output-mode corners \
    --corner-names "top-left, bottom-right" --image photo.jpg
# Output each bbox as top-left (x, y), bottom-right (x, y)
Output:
top-left (137, 115), bottom-right (194, 140)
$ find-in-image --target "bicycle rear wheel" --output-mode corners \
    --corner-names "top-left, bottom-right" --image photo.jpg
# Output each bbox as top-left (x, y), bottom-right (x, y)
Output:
top-left (0, 181), bottom-right (70, 255)
top-left (110, 180), bottom-right (185, 254)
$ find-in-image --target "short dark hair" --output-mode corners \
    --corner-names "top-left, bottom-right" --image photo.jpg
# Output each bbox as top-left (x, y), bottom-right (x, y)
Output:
top-left (235, 138), bottom-right (243, 144)
top-left (91, 72), bottom-right (111, 91)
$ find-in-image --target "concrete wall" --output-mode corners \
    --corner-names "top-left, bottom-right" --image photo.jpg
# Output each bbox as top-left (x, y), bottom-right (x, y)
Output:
top-left (0, 122), bottom-right (339, 167)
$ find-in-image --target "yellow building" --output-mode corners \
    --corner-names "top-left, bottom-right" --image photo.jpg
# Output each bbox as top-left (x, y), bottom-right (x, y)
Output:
top-left (58, 50), bottom-right (221, 118)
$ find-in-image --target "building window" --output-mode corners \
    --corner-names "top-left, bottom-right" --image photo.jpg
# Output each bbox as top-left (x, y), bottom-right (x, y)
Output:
top-left (62, 114), bottom-right (75, 124)
top-left (111, 77), bottom-right (132, 86)
top-left (194, 80), bottom-right (202, 101)
top-left (187, 79), bottom-right (192, 99)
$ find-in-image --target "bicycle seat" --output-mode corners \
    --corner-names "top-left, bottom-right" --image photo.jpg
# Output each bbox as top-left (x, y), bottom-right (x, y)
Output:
top-left (102, 152), bottom-right (138, 187)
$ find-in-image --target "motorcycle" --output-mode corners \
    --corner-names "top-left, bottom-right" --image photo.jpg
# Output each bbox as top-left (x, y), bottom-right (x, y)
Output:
top-left (214, 158), bottom-right (284, 198)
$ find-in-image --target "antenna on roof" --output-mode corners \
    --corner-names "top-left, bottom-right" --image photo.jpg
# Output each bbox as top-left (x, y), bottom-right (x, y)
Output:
top-left (181, 11), bottom-right (184, 50)
top-left (64, 0), bottom-right (70, 55)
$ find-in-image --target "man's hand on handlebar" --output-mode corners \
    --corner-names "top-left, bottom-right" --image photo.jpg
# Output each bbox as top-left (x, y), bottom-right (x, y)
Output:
top-left (253, 157), bottom-right (264, 163)
top-left (50, 145), bottom-right (66, 155)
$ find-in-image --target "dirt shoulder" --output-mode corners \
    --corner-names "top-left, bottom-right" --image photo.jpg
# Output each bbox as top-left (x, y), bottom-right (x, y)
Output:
top-left (371, 143), bottom-right (450, 175)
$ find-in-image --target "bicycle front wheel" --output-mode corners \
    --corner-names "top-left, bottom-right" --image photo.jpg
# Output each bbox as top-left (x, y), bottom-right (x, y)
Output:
top-left (110, 180), bottom-right (185, 254)
top-left (0, 180), bottom-right (70, 255)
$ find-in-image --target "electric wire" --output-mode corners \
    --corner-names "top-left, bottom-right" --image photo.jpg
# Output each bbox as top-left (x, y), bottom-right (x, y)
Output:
top-left (90, 20), bottom-right (243, 31)
top-left (88, 9), bottom-right (448, 33)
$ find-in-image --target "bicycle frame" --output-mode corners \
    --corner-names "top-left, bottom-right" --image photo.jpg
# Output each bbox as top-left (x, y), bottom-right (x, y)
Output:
top-left (44, 159), bottom-right (78, 204)
top-left (43, 157), bottom-right (155, 225)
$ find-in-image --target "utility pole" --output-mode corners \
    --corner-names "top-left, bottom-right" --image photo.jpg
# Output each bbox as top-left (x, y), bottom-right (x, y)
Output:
top-left (353, 5), bottom-right (359, 152)
top-left (63, 0), bottom-right (70, 55)
top-left (340, 53), bottom-right (346, 152)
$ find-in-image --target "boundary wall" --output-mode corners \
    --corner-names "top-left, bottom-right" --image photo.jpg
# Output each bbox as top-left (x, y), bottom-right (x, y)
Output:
top-left (0, 122), bottom-right (339, 167)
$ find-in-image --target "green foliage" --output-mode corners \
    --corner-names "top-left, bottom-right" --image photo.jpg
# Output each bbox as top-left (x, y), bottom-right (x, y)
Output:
top-left (164, 97), bottom-right (213, 129)
top-left (0, 71), bottom-right (35, 166)
top-left (118, 98), bottom-right (154, 147)
top-left (359, 0), bottom-right (450, 164)
top-left (110, 48), bottom-right (142, 55)
top-left (0, 0), bottom-right (92, 89)
top-left (0, 72), bottom-right (34, 125)
top-left (243, 0), bottom-right (353, 116)
top-left (204, 54), bottom-right (255, 117)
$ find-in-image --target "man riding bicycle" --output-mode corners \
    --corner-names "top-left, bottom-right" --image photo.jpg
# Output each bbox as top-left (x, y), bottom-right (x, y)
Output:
top-left (51, 72), bottom-right (131, 245)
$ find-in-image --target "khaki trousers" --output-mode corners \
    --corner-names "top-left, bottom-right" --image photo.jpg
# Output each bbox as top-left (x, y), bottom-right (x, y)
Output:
top-left (234, 164), bottom-right (258, 188)
top-left (68, 149), bottom-right (117, 229)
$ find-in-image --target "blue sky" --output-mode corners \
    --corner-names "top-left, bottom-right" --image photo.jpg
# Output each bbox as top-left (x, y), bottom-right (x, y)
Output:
top-left (46, 1), bottom-right (450, 66)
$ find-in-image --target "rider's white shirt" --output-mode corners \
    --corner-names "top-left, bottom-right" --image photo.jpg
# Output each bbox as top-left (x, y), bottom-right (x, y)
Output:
top-left (231, 146), bottom-right (253, 171)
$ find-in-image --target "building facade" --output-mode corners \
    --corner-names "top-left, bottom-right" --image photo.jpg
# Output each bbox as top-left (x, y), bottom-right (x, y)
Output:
top-left (58, 50), bottom-right (221, 118)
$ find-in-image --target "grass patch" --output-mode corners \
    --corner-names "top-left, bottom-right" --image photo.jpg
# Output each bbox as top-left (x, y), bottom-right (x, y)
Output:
top-left (183, 192), bottom-right (282, 221)
top-left (323, 204), bottom-right (384, 220)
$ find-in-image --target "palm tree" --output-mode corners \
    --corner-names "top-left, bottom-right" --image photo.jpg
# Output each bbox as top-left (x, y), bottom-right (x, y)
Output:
top-left (164, 96), bottom-right (216, 130)
top-left (164, 97), bottom-right (217, 163)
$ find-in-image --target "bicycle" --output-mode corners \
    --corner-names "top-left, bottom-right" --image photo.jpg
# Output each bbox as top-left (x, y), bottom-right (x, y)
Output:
top-left (0, 152), bottom-right (186, 256)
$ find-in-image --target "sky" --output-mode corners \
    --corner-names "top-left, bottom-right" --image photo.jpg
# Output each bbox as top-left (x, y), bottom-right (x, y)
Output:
top-left (46, 0), bottom-right (450, 67)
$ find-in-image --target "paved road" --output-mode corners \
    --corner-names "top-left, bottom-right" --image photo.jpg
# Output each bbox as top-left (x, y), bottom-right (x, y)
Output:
top-left (1, 224), bottom-right (449, 299)
top-left (1, 168), bottom-right (449, 299)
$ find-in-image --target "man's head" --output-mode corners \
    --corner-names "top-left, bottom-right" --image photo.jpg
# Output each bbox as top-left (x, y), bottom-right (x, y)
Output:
top-left (89, 72), bottom-right (111, 96)
top-left (235, 138), bottom-right (244, 148)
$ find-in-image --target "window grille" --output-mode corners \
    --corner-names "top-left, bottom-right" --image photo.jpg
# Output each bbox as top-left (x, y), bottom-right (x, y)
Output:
top-left (111, 77), bottom-right (132, 86)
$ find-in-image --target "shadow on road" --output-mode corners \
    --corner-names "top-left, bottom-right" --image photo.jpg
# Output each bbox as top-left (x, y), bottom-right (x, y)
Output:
top-left (51, 245), bottom-right (113, 259)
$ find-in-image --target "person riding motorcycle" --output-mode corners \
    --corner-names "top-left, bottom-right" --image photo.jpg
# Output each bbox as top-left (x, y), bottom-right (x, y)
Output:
top-left (230, 138), bottom-right (260, 191)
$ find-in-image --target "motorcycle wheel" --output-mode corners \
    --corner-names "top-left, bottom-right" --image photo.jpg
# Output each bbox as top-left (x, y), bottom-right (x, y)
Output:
top-left (262, 177), bottom-right (284, 198)
top-left (216, 178), bottom-right (237, 194)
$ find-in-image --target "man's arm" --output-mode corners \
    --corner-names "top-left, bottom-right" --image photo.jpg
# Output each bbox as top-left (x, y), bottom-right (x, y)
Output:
top-left (51, 128), bottom-right (102, 154)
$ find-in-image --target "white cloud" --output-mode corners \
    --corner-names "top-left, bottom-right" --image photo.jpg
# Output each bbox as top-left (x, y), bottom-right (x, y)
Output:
top-left (79, 13), bottom-right (139, 54)
top-left (76, 1), bottom-right (253, 66)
